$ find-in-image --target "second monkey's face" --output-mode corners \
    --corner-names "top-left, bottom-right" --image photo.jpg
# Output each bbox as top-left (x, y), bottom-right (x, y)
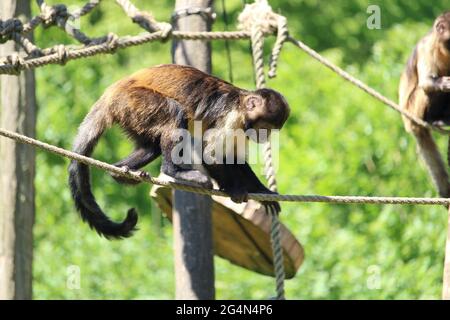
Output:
top-left (243, 88), bottom-right (290, 143)
top-left (435, 12), bottom-right (450, 49)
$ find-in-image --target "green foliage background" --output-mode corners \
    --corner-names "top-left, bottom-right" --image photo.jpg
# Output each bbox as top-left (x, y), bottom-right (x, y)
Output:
top-left (31, 0), bottom-right (450, 299)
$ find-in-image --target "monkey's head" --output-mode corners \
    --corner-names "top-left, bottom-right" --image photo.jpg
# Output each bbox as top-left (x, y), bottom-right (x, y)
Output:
top-left (242, 88), bottom-right (290, 143)
top-left (435, 12), bottom-right (450, 49)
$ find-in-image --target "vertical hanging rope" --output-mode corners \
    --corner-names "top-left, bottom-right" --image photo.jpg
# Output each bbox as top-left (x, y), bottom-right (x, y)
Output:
top-left (250, 19), bottom-right (285, 300)
top-left (267, 14), bottom-right (288, 79)
top-left (221, 0), bottom-right (234, 83)
top-left (268, 205), bottom-right (285, 299)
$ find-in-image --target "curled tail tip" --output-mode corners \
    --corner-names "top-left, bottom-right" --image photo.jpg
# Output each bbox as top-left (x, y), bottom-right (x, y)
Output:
top-left (123, 208), bottom-right (139, 236)
top-left (100, 208), bottom-right (139, 240)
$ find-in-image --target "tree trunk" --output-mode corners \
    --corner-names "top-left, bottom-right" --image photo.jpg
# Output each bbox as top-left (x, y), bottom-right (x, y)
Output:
top-left (0, 0), bottom-right (36, 300)
top-left (171, 0), bottom-right (215, 300)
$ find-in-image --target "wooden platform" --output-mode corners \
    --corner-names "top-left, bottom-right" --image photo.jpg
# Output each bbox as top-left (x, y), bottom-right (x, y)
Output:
top-left (150, 182), bottom-right (304, 279)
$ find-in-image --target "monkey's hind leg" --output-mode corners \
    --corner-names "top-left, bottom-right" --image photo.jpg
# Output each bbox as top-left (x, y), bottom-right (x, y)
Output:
top-left (111, 144), bottom-right (161, 185)
top-left (160, 134), bottom-right (213, 190)
top-left (413, 127), bottom-right (450, 198)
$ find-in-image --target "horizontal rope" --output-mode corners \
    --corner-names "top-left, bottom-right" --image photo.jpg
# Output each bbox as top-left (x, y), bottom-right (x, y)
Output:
top-left (0, 0), bottom-right (444, 136)
top-left (287, 36), bottom-right (450, 135)
top-left (1, 127), bottom-right (450, 206)
top-left (0, 30), bottom-right (252, 74)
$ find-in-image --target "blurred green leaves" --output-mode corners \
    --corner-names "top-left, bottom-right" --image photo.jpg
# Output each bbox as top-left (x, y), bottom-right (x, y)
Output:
top-left (32, 0), bottom-right (449, 299)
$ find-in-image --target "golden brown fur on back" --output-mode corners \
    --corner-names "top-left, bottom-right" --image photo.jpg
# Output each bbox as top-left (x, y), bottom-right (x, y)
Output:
top-left (102, 64), bottom-right (245, 142)
top-left (120, 64), bottom-right (242, 118)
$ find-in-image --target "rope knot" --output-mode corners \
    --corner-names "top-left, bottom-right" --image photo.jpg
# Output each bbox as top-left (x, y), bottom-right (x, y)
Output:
top-left (0, 19), bottom-right (24, 43)
top-left (54, 44), bottom-right (68, 65)
top-left (105, 32), bottom-right (120, 52)
top-left (40, 3), bottom-right (68, 27)
top-left (157, 22), bottom-right (173, 42)
top-left (237, 0), bottom-right (280, 34)
top-left (238, 0), bottom-right (289, 79)
top-left (5, 53), bottom-right (25, 75)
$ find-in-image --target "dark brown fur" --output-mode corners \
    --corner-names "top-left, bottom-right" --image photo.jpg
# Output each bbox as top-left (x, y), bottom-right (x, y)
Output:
top-left (399, 12), bottom-right (450, 198)
top-left (69, 64), bottom-right (290, 239)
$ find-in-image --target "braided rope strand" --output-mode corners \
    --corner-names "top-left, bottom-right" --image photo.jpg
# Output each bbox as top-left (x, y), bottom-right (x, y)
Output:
top-left (0, 30), bottom-right (253, 75)
top-left (2, 127), bottom-right (450, 205)
top-left (250, 20), bottom-right (285, 299)
top-left (287, 36), bottom-right (450, 135)
top-left (269, 206), bottom-right (285, 299)
top-left (268, 15), bottom-right (288, 79)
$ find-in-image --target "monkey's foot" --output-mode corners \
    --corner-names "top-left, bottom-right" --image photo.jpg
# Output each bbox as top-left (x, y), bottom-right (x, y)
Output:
top-left (174, 170), bottom-right (213, 189)
top-left (225, 188), bottom-right (249, 203)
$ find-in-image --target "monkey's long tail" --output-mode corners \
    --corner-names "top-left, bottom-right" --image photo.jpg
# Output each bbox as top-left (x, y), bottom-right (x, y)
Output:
top-left (68, 103), bottom-right (138, 239)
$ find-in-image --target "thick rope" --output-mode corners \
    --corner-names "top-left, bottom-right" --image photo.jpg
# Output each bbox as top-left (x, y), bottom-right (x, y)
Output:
top-left (3, 127), bottom-right (450, 205)
top-left (0, 30), bottom-right (252, 75)
top-left (268, 206), bottom-right (285, 299)
top-left (246, 0), bottom-right (285, 300)
top-left (287, 36), bottom-right (450, 135)
top-left (71, 0), bottom-right (101, 19)
top-left (115, 0), bottom-right (169, 33)
top-left (267, 13), bottom-right (288, 78)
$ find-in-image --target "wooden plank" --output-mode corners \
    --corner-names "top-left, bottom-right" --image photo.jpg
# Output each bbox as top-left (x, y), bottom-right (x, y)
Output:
top-left (0, 0), bottom-right (36, 300)
top-left (151, 184), bottom-right (304, 279)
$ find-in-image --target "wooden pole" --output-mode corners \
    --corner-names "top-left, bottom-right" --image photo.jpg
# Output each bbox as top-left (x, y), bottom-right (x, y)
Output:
top-left (443, 206), bottom-right (450, 299)
top-left (171, 0), bottom-right (215, 300)
top-left (0, 0), bottom-right (36, 300)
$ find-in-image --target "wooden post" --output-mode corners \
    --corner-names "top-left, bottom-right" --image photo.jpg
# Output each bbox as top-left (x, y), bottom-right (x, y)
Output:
top-left (171, 0), bottom-right (215, 300)
top-left (443, 206), bottom-right (450, 299)
top-left (0, 0), bottom-right (36, 300)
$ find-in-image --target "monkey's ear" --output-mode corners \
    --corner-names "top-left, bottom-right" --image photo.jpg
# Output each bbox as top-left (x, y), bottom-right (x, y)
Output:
top-left (436, 21), bottom-right (446, 34)
top-left (244, 95), bottom-right (263, 111)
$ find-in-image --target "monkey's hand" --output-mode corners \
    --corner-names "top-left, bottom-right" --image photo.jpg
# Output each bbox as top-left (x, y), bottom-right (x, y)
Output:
top-left (438, 77), bottom-right (450, 92)
top-left (222, 185), bottom-right (249, 203)
top-left (258, 189), bottom-right (281, 213)
top-left (262, 201), bottom-right (281, 214)
top-left (111, 166), bottom-right (141, 185)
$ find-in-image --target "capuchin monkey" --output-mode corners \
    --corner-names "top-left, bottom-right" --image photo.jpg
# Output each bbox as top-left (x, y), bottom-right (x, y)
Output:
top-left (399, 12), bottom-right (450, 198)
top-left (69, 64), bottom-right (290, 239)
